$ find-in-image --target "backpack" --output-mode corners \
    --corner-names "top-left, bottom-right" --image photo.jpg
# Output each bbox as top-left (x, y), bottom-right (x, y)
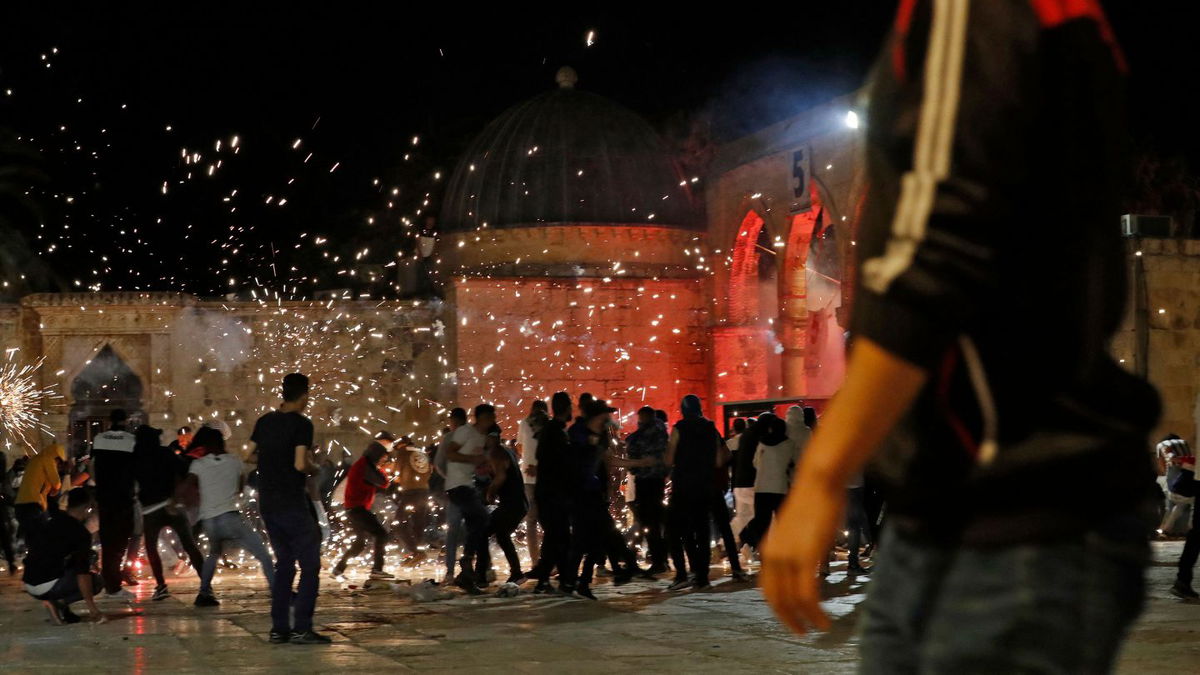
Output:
top-left (1170, 467), bottom-right (1197, 499)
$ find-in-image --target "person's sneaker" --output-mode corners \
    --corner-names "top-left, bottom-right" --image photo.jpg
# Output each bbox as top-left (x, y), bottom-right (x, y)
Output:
top-left (693, 578), bottom-right (711, 590)
top-left (289, 630), bottom-right (332, 645)
top-left (646, 564), bottom-right (669, 576)
top-left (1170, 581), bottom-right (1200, 600)
top-left (612, 569), bottom-right (634, 586)
top-left (557, 582), bottom-right (576, 595)
top-left (151, 584), bottom-right (171, 601)
top-left (268, 630), bottom-right (290, 644)
top-left (847, 563), bottom-right (872, 576)
top-left (194, 593), bottom-right (220, 607)
top-left (575, 584), bottom-right (597, 600)
top-left (60, 606), bottom-right (82, 624)
top-left (506, 572), bottom-right (526, 585)
top-left (102, 588), bottom-right (137, 602)
top-left (368, 569), bottom-right (395, 580)
top-left (533, 580), bottom-right (554, 595)
top-left (121, 570), bottom-right (139, 586)
top-left (667, 578), bottom-right (693, 592)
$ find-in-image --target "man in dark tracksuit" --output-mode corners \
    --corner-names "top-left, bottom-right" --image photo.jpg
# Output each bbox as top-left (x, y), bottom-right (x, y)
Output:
top-left (760, 2), bottom-right (1160, 672)
top-left (92, 409), bottom-right (138, 599)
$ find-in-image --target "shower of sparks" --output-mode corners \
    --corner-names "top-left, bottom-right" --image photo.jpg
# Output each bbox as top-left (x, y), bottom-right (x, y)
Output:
top-left (0, 350), bottom-right (61, 450)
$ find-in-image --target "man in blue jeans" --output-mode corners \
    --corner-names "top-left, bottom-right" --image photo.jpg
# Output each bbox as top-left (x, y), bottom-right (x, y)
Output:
top-left (186, 426), bottom-right (275, 607)
top-left (760, 2), bottom-right (1160, 672)
top-left (249, 373), bottom-right (329, 645)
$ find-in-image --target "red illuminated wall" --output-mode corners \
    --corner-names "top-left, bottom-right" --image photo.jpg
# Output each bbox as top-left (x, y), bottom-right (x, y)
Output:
top-left (451, 276), bottom-right (709, 430)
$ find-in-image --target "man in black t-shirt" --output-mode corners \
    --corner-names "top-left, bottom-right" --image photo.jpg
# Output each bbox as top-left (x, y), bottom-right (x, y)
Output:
top-left (23, 489), bottom-right (104, 624)
top-left (248, 373), bottom-right (329, 645)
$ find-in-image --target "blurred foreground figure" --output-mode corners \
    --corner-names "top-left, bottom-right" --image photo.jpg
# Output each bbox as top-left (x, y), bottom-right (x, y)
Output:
top-left (760, 1), bottom-right (1161, 672)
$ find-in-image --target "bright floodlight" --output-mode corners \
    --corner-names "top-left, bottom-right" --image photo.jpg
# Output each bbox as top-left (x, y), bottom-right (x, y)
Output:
top-left (844, 110), bottom-right (860, 129)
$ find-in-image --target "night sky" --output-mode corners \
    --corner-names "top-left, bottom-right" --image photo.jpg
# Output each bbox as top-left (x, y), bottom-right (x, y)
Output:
top-left (0, 3), bottom-right (1193, 298)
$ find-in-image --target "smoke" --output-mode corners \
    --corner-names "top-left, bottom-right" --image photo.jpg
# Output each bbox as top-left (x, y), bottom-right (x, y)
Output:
top-left (173, 307), bottom-right (253, 373)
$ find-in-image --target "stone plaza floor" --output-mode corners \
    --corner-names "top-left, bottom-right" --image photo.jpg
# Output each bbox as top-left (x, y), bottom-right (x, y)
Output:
top-left (0, 541), bottom-right (1197, 673)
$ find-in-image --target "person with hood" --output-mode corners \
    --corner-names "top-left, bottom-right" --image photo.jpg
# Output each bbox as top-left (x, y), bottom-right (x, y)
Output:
top-left (331, 440), bottom-right (395, 579)
top-left (133, 424), bottom-right (205, 601)
top-left (665, 394), bottom-right (727, 591)
top-left (624, 405), bottom-right (670, 574)
top-left (14, 442), bottom-right (66, 534)
top-left (740, 414), bottom-right (797, 550)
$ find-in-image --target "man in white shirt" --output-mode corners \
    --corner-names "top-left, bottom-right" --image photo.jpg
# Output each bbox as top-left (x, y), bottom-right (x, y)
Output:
top-left (186, 431), bottom-right (275, 607)
top-left (516, 400), bottom-right (547, 564)
top-left (441, 404), bottom-right (494, 594)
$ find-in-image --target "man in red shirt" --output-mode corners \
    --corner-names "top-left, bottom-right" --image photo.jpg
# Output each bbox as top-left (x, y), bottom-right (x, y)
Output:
top-left (331, 440), bottom-right (394, 579)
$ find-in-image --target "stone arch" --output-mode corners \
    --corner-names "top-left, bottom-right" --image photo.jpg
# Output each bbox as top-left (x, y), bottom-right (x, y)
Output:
top-left (67, 344), bottom-right (145, 452)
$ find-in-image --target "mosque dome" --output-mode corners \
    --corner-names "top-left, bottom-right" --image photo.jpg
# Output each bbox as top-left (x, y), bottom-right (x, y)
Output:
top-left (440, 67), bottom-right (698, 232)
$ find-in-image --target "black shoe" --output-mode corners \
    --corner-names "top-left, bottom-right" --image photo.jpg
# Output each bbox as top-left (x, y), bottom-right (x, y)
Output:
top-left (558, 582), bottom-right (576, 595)
top-left (1171, 581), bottom-right (1199, 600)
top-left (60, 606), bottom-right (82, 624)
top-left (121, 570), bottom-right (139, 587)
top-left (847, 563), bottom-right (872, 576)
top-left (667, 577), bottom-right (693, 591)
top-left (730, 570), bottom-right (749, 582)
top-left (693, 578), bottom-right (711, 590)
top-left (151, 584), bottom-right (171, 601)
top-left (268, 630), bottom-right (290, 644)
top-left (506, 573), bottom-right (525, 585)
top-left (194, 593), bottom-right (220, 607)
top-left (612, 570), bottom-right (634, 586)
top-left (646, 564), bottom-right (669, 576)
top-left (289, 630), bottom-right (332, 645)
top-left (575, 584), bottom-right (597, 600)
top-left (454, 572), bottom-right (483, 595)
top-left (533, 581), bottom-right (554, 595)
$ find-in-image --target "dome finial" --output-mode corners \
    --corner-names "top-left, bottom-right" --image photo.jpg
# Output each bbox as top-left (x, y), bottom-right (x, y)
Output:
top-left (555, 66), bottom-right (578, 89)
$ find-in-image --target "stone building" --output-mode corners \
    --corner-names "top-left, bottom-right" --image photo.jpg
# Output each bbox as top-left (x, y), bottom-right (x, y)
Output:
top-left (0, 293), bottom-right (447, 460)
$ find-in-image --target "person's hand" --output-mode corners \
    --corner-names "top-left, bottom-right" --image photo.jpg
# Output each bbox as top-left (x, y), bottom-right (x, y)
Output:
top-left (759, 472), bottom-right (844, 635)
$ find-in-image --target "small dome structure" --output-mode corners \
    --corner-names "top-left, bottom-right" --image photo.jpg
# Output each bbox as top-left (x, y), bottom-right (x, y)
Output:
top-left (440, 68), bottom-right (697, 232)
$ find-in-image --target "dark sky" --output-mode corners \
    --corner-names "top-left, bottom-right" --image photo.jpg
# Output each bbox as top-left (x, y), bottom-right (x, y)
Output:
top-left (0, 2), bottom-right (1193, 297)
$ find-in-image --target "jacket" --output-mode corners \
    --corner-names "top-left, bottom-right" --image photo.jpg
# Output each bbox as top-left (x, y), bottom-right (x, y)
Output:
top-left (15, 444), bottom-right (65, 509)
top-left (854, 0), bottom-right (1159, 544)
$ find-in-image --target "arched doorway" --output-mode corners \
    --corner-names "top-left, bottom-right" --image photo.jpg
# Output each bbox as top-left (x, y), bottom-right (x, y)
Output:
top-left (69, 345), bottom-right (144, 456)
top-left (719, 211), bottom-right (783, 400)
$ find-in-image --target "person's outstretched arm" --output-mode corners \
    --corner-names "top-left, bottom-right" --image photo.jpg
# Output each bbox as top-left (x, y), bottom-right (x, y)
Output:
top-left (760, 338), bottom-right (926, 634)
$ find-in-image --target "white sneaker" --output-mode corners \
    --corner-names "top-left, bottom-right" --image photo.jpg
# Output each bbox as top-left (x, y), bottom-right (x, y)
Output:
top-left (369, 569), bottom-right (395, 580)
top-left (102, 588), bottom-right (137, 602)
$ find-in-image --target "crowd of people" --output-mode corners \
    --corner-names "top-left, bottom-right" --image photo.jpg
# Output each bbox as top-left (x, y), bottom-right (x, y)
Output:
top-left (0, 371), bottom-right (862, 642)
top-left (2, 368), bottom-right (1195, 654)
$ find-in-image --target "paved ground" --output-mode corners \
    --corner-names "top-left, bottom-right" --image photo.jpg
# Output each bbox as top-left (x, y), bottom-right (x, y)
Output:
top-left (0, 541), bottom-right (1197, 673)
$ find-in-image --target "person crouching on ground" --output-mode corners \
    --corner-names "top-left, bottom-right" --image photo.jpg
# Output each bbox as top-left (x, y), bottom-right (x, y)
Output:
top-left (331, 440), bottom-right (395, 580)
top-left (23, 489), bottom-right (105, 625)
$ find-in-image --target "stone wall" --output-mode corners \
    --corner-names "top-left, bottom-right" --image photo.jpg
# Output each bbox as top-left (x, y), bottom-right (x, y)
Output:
top-left (450, 276), bottom-right (709, 430)
top-left (1114, 238), bottom-right (1200, 445)
top-left (1, 294), bottom-right (450, 461)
